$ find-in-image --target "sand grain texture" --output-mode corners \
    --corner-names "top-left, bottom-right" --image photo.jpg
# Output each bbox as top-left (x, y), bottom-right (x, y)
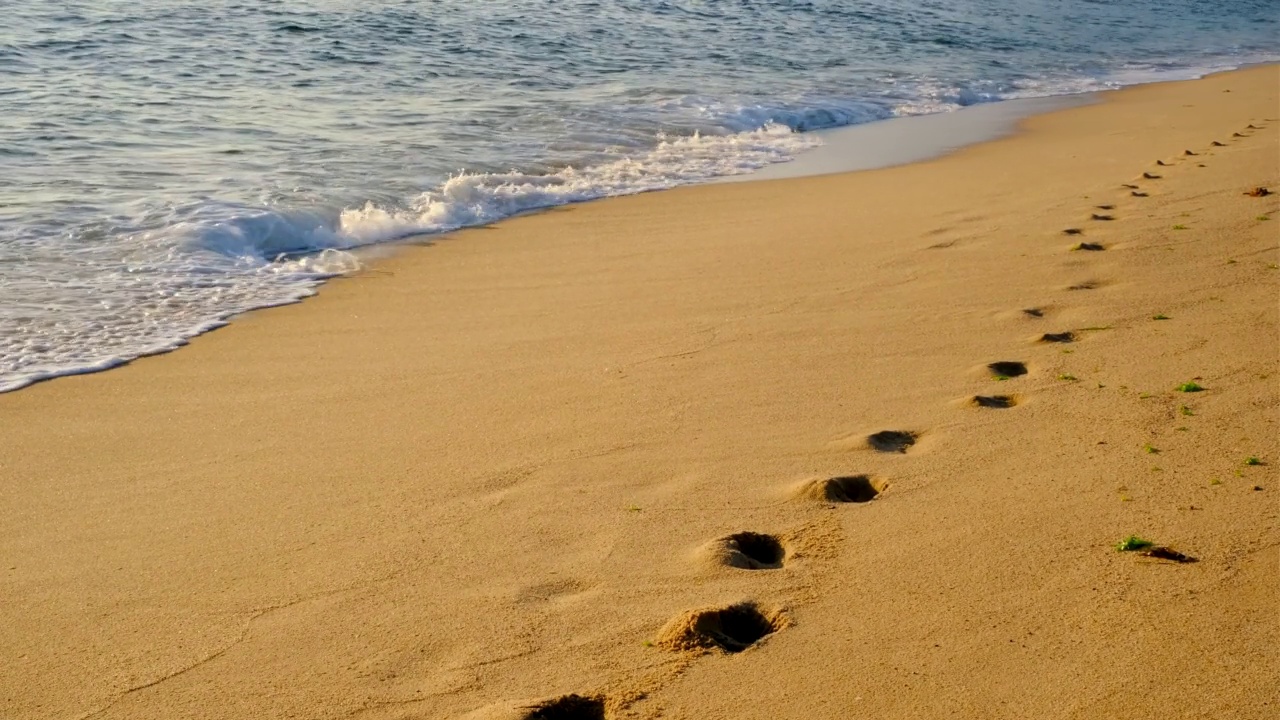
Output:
top-left (2, 67), bottom-right (1277, 719)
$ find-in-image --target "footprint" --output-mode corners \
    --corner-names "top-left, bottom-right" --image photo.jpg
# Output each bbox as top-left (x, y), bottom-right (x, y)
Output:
top-left (1233, 132), bottom-right (1246, 138)
top-left (1072, 242), bottom-right (1105, 251)
top-left (654, 602), bottom-right (788, 654)
top-left (1063, 228), bottom-right (1084, 235)
top-left (515, 579), bottom-right (593, 604)
top-left (1156, 160), bottom-right (1170, 166)
top-left (1022, 307), bottom-right (1045, 318)
top-left (1039, 332), bottom-right (1076, 343)
top-left (1212, 141), bottom-right (1226, 147)
top-left (1143, 172), bottom-right (1162, 180)
top-left (797, 475), bottom-right (886, 503)
top-left (1121, 183), bottom-right (1140, 189)
top-left (707, 532), bottom-right (786, 570)
top-left (1131, 191), bottom-right (1149, 197)
top-left (1067, 281), bottom-right (1100, 291)
top-left (972, 395), bottom-right (1017, 409)
top-left (988, 361), bottom-right (1028, 378)
top-left (1091, 213), bottom-right (1114, 221)
top-left (1184, 150), bottom-right (1197, 156)
top-left (1095, 204), bottom-right (1115, 210)
top-left (867, 430), bottom-right (918, 453)
top-left (523, 695), bottom-right (606, 720)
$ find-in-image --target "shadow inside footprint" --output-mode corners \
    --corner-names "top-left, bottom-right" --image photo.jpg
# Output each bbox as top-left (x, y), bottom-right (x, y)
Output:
top-left (988, 361), bottom-right (1028, 378)
top-left (524, 695), bottom-right (606, 720)
top-left (1063, 228), bottom-right (1084, 235)
top-left (801, 475), bottom-right (886, 503)
top-left (1132, 191), bottom-right (1149, 197)
top-left (1091, 213), bottom-right (1114, 221)
top-left (1143, 172), bottom-right (1162, 179)
top-left (1040, 332), bottom-right (1076, 343)
top-left (1023, 308), bottom-right (1045, 318)
top-left (719, 532), bottom-right (785, 570)
top-left (1095, 204), bottom-right (1115, 210)
top-left (656, 603), bottom-right (786, 654)
top-left (972, 395), bottom-right (1016, 409)
top-left (867, 430), bottom-right (917, 453)
top-left (1073, 242), bottom-right (1105, 251)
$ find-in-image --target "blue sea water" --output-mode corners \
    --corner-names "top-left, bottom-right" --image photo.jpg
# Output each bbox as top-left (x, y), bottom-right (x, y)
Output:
top-left (1, 1), bottom-right (1276, 392)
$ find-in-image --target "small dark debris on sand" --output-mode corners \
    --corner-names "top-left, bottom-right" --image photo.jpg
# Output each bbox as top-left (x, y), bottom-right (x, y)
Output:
top-left (1141, 546), bottom-right (1197, 564)
top-left (1244, 187), bottom-right (1271, 197)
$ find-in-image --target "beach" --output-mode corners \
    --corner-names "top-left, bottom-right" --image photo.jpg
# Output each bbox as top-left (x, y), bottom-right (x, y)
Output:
top-left (2, 63), bottom-right (1277, 720)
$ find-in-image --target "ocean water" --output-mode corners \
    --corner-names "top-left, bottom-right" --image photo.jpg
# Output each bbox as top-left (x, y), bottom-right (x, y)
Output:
top-left (2, 1), bottom-right (1277, 392)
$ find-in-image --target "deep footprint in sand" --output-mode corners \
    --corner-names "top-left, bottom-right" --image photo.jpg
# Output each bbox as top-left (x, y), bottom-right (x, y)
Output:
top-left (1023, 307), bottom-right (1045, 318)
top-left (988, 361), bottom-right (1028, 378)
top-left (1091, 213), bottom-right (1114, 221)
top-left (972, 395), bottom-right (1017, 409)
top-left (523, 695), bottom-right (606, 720)
top-left (1068, 281), bottom-right (1100, 291)
top-left (1131, 191), bottom-right (1149, 197)
top-left (798, 474), bottom-right (887, 503)
top-left (1039, 331), bottom-right (1076, 343)
top-left (867, 430), bottom-right (918, 453)
top-left (1072, 242), bottom-right (1105, 251)
top-left (1143, 172), bottom-right (1162, 179)
top-left (708, 532), bottom-right (786, 570)
top-left (1063, 228), bottom-right (1084, 236)
top-left (655, 602), bottom-right (788, 654)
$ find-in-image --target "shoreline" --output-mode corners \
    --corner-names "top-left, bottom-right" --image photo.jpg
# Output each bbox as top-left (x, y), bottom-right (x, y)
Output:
top-left (3, 63), bottom-right (1275, 395)
top-left (2, 66), bottom-right (1277, 720)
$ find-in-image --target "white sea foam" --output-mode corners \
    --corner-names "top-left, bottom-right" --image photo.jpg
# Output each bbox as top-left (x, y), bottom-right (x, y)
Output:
top-left (332, 122), bottom-right (821, 243)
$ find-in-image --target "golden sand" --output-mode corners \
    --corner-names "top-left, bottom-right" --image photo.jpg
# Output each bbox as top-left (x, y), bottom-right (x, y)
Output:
top-left (2, 66), bottom-right (1277, 719)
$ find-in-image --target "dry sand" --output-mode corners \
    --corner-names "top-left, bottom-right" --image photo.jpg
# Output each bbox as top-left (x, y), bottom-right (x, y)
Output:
top-left (2, 66), bottom-right (1277, 720)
